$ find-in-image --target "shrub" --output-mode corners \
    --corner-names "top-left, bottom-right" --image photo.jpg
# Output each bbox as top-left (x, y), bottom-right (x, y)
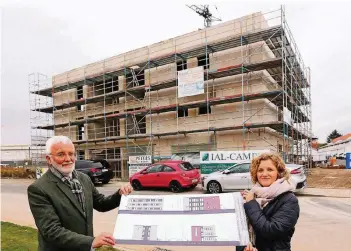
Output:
top-left (0, 167), bottom-right (36, 179)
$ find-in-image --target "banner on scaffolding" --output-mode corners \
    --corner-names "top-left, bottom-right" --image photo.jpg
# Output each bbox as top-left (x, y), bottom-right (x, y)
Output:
top-left (283, 107), bottom-right (293, 125)
top-left (177, 66), bottom-right (204, 98)
top-left (200, 150), bottom-right (269, 174)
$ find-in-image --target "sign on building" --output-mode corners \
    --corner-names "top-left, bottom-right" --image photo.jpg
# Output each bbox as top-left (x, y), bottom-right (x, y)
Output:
top-left (128, 155), bottom-right (152, 178)
top-left (200, 150), bottom-right (269, 174)
top-left (128, 155), bottom-right (152, 164)
top-left (177, 66), bottom-right (204, 98)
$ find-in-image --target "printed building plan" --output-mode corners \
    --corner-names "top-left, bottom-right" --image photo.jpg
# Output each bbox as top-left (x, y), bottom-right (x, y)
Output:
top-left (113, 193), bottom-right (250, 251)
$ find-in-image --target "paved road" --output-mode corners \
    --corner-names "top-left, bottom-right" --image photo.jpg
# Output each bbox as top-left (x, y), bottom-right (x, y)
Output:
top-left (1, 179), bottom-right (350, 251)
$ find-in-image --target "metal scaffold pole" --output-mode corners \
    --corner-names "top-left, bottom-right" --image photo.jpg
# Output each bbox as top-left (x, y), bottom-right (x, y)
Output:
top-left (281, 5), bottom-right (287, 162)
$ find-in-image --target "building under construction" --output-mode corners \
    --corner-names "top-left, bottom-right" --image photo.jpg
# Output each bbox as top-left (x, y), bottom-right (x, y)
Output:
top-left (29, 7), bottom-right (312, 180)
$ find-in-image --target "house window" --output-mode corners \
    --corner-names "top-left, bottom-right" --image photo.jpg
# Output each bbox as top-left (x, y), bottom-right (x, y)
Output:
top-left (199, 106), bottom-right (211, 115)
top-left (177, 60), bottom-right (187, 71)
top-left (77, 86), bottom-right (84, 111)
top-left (77, 150), bottom-right (85, 160)
top-left (77, 86), bottom-right (83, 99)
top-left (178, 108), bottom-right (188, 118)
top-left (197, 54), bottom-right (209, 69)
top-left (78, 125), bottom-right (84, 140)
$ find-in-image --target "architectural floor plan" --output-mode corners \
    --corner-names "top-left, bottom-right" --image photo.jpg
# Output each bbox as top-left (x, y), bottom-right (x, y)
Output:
top-left (113, 193), bottom-right (250, 251)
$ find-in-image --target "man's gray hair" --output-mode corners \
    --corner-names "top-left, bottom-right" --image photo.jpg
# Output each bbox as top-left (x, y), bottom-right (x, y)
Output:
top-left (46, 136), bottom-right (73, 155)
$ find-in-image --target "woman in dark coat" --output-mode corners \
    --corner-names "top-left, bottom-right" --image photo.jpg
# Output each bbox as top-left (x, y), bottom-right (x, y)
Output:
top-left (240, 153), bottom-right (300, 251)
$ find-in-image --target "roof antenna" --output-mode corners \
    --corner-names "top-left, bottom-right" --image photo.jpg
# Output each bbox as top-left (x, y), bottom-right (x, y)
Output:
top-left (187, 4), bottom-right (222, 28)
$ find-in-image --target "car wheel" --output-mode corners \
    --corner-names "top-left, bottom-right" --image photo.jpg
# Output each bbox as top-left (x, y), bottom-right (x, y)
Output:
top-left (170, 181), bottom-right (183, 193)
top-left (207, 181), bottom-right (222, 194)
top-left (131, 180), bottom-right (142, 190)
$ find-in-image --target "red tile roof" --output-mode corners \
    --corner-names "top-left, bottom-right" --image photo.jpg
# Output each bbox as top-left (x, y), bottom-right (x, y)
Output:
top-left (332, 133), bottom-right (351, 143)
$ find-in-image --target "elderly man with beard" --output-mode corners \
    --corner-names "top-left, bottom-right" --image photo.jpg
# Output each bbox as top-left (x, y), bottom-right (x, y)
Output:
top-left (27, 136), bottom-right (133, 251)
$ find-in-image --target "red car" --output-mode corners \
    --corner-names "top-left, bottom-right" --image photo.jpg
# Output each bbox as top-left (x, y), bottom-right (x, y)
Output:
top-left (129, 160), bottom-right (201, 193)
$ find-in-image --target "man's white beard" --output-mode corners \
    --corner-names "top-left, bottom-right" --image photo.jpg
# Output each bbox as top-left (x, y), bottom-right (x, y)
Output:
top-left (51, 159), bottom-right (75, 176)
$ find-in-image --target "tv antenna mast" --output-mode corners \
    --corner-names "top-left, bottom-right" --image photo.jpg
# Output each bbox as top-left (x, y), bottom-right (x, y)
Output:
top-left (187, 5), bottom-right (222, 28)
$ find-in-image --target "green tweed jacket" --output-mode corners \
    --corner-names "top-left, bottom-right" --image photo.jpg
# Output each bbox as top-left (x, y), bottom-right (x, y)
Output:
top-left (27, 169), bottom-right (121, 251)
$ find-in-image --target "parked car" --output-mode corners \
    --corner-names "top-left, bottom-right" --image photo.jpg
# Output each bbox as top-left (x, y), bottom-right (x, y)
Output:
top-left (203, 161), bottom-right (307, 194)
top-left (129, 160), bottom-right (201, 193)
top-left (75, 159), bottom-right (113, 185)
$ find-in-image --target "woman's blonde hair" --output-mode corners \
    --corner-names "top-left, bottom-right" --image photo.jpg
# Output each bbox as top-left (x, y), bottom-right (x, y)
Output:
top-left (250, 152), bottom-right (290, 184)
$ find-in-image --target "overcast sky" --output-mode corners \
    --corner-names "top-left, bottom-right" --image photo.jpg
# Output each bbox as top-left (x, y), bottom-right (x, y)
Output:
top-left (1, 0), bottom-right (351, 145)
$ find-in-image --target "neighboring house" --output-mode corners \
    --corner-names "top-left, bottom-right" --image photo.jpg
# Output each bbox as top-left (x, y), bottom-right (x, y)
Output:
top-left (315, 133), bottom-right (351, 162)
top-left (1, 144), bottom-right (46, 167)
top-left (0, 145), bottom-right (31, 166)
top-left (332, 133), bottom-right (351, 144)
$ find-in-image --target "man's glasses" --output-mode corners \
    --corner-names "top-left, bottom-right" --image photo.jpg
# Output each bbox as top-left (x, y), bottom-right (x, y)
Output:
top-left (49, 152), bottom-right (76, 159)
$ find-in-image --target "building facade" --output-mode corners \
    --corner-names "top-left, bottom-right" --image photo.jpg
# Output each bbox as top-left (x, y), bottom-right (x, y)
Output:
top-left (0, 145), bottom-right (44, 166)
top-left (29, 7), bottom-right (312, 180)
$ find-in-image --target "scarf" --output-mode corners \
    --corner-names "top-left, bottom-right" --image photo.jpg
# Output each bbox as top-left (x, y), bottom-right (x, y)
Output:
top-left (49, 166), bottom-right (86, 216)
top-left (248, 178), bottom-right (295, 245)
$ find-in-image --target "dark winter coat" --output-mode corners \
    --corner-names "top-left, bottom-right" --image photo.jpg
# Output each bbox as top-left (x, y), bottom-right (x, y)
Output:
top-left (27, 169), bottom-right (122, 251)
top-left (242, 191), bottom-right (300, 251)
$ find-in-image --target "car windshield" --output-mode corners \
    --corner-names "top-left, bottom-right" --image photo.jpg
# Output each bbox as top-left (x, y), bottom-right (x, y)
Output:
top-left (76, 161), bottom-right (103, 169)
top-left (228, 164), bottom-right (240, 172)
top-left (179, 162), bottom-right (195, 171)
top-left (227, 163), bottom-right (250, 172)
top-left (91, 162), bottom-right (103, 168)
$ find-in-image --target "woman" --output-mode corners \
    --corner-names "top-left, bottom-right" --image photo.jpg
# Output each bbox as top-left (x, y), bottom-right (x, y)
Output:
top-left (241, 152), bottom-right (300, 251)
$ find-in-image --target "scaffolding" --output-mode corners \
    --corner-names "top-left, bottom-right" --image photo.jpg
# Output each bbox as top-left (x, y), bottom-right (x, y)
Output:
top-left (28, 72), bottom-right (54, 166)
top-left (29, 6), bottom-right (312, 180)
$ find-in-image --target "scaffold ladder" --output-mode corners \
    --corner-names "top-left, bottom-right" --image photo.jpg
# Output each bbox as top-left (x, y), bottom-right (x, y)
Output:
top-left (131, 115), bottom-right (141, 134)
top-left (130, 68), bottom-right (139, 87)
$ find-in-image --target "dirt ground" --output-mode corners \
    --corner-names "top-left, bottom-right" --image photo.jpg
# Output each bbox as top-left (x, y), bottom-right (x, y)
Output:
top-left (307, 168), bottom-right (351, 188)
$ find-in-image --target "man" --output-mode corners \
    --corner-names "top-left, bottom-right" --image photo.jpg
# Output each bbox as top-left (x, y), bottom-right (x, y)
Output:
top-left (27, 135), bottom-right (133, 251)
